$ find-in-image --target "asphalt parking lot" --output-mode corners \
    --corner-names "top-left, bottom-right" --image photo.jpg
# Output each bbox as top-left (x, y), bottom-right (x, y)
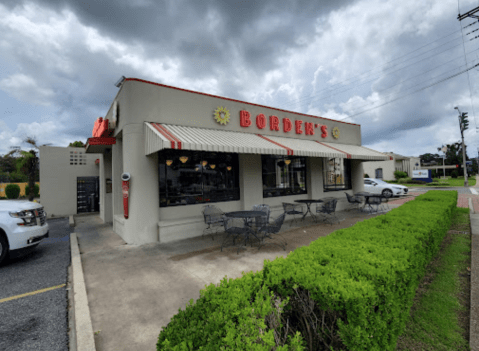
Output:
top-left (0, 217), bottom-right (71, 351)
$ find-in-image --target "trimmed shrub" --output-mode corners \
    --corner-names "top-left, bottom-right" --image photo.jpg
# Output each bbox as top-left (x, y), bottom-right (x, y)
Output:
top-left (5, 184), bottom-right (20, 199)
top-left (364, 173), bottom-right (370, 178)
top-left (25, 184), bottom-right (40, 198)
top-left (393, 170), bottom-right (408, 180)
top-left (451, 170), bottom-right (458, 178)
top-left (157, 191), bottom-right (457, 351)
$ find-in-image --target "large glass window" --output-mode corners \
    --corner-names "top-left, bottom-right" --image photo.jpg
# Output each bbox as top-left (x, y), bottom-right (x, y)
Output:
top-left (323, 158), bottom-right (352, 191)
top-left (262, 156), bottom-right (307, 198)
top-left (158, 150), bottom-right (239, 207)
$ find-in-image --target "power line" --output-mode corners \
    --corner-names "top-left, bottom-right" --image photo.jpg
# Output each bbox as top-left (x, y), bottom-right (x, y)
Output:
top-left (338, 62), bottom-right (479, 121)
top-left (283, 37), bottom-right (478, 110)
top-left (458, 0), bottom-right (479, 133)
top-left (281, 30), bottom-right (475, 110)
top-left (279, 25), bottom-right (478, 110)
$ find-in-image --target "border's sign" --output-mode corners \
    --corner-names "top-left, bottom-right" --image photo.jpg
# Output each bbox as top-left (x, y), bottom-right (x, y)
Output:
top-left (412, 170), bottom-right (429, 178)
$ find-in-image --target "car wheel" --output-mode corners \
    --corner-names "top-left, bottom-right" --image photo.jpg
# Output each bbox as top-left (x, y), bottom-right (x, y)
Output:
top-left (382, 189), bottom-right (393, 198)
top-left (0, 232), bottom-right (9, 265)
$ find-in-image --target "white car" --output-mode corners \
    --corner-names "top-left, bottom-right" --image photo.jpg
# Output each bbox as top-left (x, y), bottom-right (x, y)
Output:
top-left (364, 178), bottom-right (408, 198)
top-left (0, 200), bottom-right (49, 265)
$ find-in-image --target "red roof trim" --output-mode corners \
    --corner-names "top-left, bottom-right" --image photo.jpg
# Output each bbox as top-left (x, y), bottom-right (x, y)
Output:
top-left (316, 141), bottom-right (351, 158)
top-left (87, 137), bottom-right (116, 146)
top-left (151, 123), bottom-right (176, 149)
top-left (257, 134), bottom-right (294, 155)
top-left (157, 124), bottom-right (182, 150)
top-left (125, 78), bottom-right (360, 126)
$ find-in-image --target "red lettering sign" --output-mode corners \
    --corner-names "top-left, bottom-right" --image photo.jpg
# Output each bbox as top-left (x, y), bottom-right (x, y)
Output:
top-left (240, 110), bottom-right (251, 127)
top-left (305, 122), bottom-right (314, 135)
top-left (256, 114), bottom-right (266, 129)
top-left (283, 118), bottom-right (292, 132)
top-left (269, 115), bottom-right (280, 131)
top-left (295, 120), bottom-right (303, 134)
top-left (321, 125), bottom-right (328, 138)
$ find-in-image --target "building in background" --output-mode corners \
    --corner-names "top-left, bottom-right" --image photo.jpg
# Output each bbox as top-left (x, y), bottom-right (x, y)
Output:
top-left (362, 152), bottom-right (420, 180)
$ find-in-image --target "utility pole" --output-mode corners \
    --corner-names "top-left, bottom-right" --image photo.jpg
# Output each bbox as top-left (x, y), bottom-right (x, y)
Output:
top-left (458, 6), bottom-right (479, 21)
top-left (441, 145), bottom-right (447, 178)
top-left (454, 107), bottom-right (469, 187)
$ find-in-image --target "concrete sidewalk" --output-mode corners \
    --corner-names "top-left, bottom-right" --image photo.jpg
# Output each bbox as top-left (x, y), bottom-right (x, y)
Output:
top-left (68, 194), bottom-right (479, 351)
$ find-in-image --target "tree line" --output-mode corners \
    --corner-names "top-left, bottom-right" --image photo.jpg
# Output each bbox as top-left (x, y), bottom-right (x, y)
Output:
top-left (419, 141), bottom-right (478, 175)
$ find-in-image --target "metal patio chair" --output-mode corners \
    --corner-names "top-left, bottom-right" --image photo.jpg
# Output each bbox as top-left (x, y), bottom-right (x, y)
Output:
top-left (345, 192), bottom-right (363, 212)
top-left (202, 205), bottom-right (225, 240)
top-left (316, 199), bottom-right (339, 225)
top-left (256, 213), bottom-right (287, 250)
top-left (282, 202), bottom-right (303, 227)
top-left (366, 196), bottom-right (383, 213)
top-left (251, 204), bottom-right (271, 228)
top-left (221, 217), bottom-right (252, 254)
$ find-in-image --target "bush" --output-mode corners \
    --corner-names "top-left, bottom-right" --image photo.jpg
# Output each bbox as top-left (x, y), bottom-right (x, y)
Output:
top-left (5, 184), bottom-right (21, 199)
top-left (393, 171), bottom-right (408, 180)
top-left (432, 178), bottom-right (440, 182)
top-left (25, 184), bottom-right (40, 198)
top-left (431, 170), bottom-right (437, 178)
top-left (451, 170), bottom-right (458, 178)
top-left (364, 173), bottom-right (370, 178)
top-left (157, 191), bottom-right (457, 350)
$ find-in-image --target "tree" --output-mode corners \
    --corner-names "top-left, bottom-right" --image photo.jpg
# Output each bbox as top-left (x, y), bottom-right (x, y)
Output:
top-left (6, 137), bottom-right (41, 201)
top-left (437, 142), bottom-right (469, 176)
top-left (69, 141), bottom-right (85, 147)
top-left (419, 153), bottom-right (441, 165)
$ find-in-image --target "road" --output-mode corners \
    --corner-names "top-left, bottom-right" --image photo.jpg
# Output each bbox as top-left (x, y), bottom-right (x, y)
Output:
top-left (0, 217), bottom-right (71, 351)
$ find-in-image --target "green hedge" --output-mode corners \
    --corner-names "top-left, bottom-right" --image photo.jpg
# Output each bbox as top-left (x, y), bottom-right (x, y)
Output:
top-left (25, 184), bottom-right (40, 197)
top-left (5, 184), bottom-right (21, 199)
top-left (157, 191), bottom-right (457, 350)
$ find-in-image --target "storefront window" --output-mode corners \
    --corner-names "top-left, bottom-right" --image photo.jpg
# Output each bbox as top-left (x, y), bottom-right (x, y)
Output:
top-left (158, 150), bottom-right (239, 207)
top-left (323, 158), bottom-right (351, 191)
top-left (262, 156), bottom-right (307, 198)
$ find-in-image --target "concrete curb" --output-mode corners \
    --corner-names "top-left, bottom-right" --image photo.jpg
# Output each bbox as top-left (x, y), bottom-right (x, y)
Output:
top-left (70, 233), bottom-right (96, 351)
top-left (69, 215), bottom-right (75, 227)
top-left (470, 199), bottom-right (479, 351)
top-left (67, 265), bottom-right (77, 351)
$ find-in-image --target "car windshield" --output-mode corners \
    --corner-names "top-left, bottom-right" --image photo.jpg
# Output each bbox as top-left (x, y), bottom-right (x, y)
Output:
top-left (371, 179), bottom-right (388, 185)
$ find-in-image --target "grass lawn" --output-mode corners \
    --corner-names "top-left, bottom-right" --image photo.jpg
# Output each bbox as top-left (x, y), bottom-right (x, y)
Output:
top-left (396, 207), bottom-right (471, 350)
top-left (389, 176), bottom-right (476, 187)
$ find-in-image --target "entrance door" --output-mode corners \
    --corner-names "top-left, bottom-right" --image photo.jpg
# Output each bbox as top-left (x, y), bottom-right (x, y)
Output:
top-left (77, 177), bottom-right (99, 213)
top-left (375, 168), bottom-right (383, 179)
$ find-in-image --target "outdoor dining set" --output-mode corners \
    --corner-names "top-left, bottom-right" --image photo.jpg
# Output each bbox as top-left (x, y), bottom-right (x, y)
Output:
top-left (202, 191), bottom-right (394, 254)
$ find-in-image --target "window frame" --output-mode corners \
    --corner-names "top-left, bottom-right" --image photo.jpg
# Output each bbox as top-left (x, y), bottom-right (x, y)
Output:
top-left (261, 155), bottom-right (307, 198)
top-left (323, 157), bottom-right (352, 192)
top-left (158, 150), bottom-right (240, 207)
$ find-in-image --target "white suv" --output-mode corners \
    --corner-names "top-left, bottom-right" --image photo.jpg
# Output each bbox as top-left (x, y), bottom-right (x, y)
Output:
top-left (0, 200), bottom-right (49, 265)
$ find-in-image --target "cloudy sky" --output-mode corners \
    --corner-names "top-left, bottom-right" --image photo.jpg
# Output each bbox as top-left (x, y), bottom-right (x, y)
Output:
top-left (1, 0), bottom-right (479, 160)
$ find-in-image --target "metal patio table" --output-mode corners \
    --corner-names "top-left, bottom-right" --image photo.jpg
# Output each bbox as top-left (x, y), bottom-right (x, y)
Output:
top-left (354, 192), bottom-right (384, 213)
top-left (223, 210), bottom-right (266, 249)
top-left (294, 199), bottom-right (324, 222)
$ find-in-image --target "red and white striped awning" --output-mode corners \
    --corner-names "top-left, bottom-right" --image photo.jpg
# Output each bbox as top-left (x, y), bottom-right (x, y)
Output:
top-left (144, 123), bottom-right (389, 161)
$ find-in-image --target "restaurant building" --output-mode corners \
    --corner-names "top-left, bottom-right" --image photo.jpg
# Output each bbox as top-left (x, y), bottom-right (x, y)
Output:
top-left (45, 77), bottom-right (389, 245)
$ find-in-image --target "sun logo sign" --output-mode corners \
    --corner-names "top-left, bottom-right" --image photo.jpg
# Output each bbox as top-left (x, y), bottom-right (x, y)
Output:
top-left (332, 127), bottom-right (340, 139)
top-left (213, 106), bottom-right (230, 125)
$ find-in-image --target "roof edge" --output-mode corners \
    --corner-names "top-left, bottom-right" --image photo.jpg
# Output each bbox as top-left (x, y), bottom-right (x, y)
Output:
top-left (125, 78), bottom-right (360, 127)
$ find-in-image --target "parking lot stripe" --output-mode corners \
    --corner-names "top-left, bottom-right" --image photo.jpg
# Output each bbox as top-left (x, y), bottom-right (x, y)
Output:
top-left (0, 284), bottom-right (66, 304)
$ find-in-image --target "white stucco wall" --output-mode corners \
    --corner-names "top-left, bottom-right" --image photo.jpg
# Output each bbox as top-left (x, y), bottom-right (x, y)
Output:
top-left (39, 146), bottom-right (101, 218)
top-left (88, 79), bottom-right (380, 244)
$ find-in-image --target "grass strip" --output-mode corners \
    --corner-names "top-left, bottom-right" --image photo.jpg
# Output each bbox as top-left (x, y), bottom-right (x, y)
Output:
top-left (396, 207), bottom-right (471, 351)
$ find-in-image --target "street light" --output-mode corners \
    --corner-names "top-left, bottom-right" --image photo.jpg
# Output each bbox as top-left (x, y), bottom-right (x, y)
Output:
top-left (454, 106), bottom-right (469, 187)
